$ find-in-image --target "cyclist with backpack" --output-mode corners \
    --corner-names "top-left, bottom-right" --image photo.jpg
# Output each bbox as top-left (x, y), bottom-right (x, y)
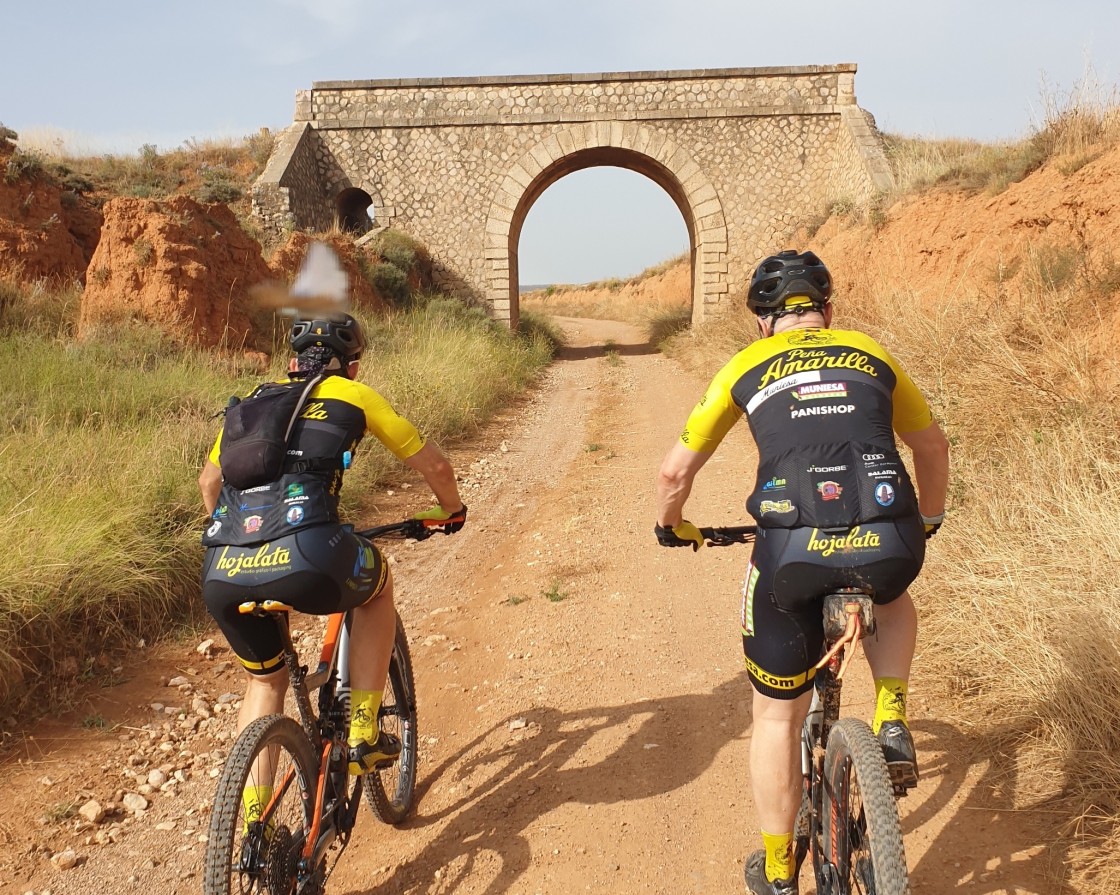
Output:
top-left (198, 309), bottom-right (466, 816)
top-left (654, 251), bottom-right (949, 895)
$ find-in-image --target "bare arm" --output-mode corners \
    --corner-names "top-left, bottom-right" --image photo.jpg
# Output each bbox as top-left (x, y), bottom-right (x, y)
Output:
top-left (656, 442), bottom-right (714, 527)
top-left (403, 441), bottom-right (464, 513)
top-left (898, 420), bottom-right (950, 518)
top-left (198, 459), bottom-right (223, 516)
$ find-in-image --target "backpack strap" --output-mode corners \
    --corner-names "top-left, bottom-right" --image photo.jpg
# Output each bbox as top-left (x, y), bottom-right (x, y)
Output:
top-left (284, 373), bottom-right (324, 443)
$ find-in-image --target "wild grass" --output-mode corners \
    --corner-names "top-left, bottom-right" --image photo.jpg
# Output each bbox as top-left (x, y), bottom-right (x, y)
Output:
top-left (0, 281), bottom-right (555, 722)
top-left (320, 295), bottom-right (556, 519)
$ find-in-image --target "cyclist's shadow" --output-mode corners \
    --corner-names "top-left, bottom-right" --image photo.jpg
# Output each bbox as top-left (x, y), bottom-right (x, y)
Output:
top-left (340, 674), bottom-right (752, 895)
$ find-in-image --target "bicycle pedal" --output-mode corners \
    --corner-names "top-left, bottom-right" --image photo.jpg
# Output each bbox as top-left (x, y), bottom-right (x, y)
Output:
top-left (887, 762), bottom-right (919, 793)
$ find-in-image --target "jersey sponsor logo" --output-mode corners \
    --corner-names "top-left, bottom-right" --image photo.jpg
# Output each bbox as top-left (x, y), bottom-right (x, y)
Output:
top-left (300, 402), bottom-right (329, 421)
top-left (786, 330), bottom-right (836, 347)
top-left (869, 469), bottom-right (898, 479)
top-left (808, 464), bottom-right (847, 473)
top-left (793, 382), bottom-right (847, 400)
top-left (791, 403), bottom-right (856, 419)
top-left (759, 348), bottom-right (880, 388)
top-left (213, 504), bottom-right (229, 518)
top-left (759, 499), bottom-right (794, 514)
top-left (744, 656), bottom-right (813, 690)
top-left (286, 483), bottom-right (305, 498)
top-left (285, 505), bottom-right (305, 525)
top-left (816, 481), bottom-right (843, 501)
top-left (875, 482), bottom-right (896, 506)
top-left (762, 476), bottom-right (787, 491)
top-left (215, 544), bottom-right (293, 577)
top-left (745, 371), bottom-right (822, 414)
top-left (862, 453), bottom-right (885, 462)
top-left (806, 526), bottom-right (882, 558)
top-left (244, 515), bottom-right (264, 534)
top-left (206, 520), bottom-right (222, 538)
top-left (241, 485), bottom-right (272, 494)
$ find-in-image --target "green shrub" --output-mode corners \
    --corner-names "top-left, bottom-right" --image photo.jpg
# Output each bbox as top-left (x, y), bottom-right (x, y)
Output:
top-left (368, 261), bottom-right (410, 305)
top-left (196, 166), bottom-right (243, 204)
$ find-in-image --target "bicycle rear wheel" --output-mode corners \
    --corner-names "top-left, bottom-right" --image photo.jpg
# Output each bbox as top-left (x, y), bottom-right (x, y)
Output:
top-left (821, 718), bottom-right (910, 895)
top-left (204, 714), bottom-right (319, 895)
top-left (362, 615), bottom-right (418, 824)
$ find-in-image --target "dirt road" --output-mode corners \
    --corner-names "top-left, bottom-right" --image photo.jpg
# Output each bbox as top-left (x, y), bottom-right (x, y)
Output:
top-left (2, 317), bottom-right (1059, 894)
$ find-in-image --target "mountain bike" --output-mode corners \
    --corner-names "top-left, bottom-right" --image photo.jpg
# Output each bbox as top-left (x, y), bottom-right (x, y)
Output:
top-left (202, 516), bottom-right (451, 895)
top-left (700, 525), bottom-right (911, 895)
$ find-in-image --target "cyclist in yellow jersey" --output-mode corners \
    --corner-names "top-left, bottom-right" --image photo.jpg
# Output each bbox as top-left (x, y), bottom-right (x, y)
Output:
top-left (199, 310), bottom-right (466, 784)
top-left (655, 251), bottom-right (949, 895)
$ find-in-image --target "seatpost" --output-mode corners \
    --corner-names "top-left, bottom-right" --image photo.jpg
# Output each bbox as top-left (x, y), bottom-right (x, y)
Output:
top-left (270, 614), bottom-right (319, 744)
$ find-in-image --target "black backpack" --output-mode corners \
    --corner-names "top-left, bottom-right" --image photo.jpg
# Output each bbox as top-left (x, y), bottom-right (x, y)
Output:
top-left (218, 374), bottom-right (323, 490)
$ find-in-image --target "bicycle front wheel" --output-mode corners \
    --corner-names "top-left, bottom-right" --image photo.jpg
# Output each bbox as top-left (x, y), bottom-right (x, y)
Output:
top-left (821, 718), bottom-right (911, 895)
top-left (204, 714), bottom-right (319, 895)
top-left (363, 615), bottom-right (418, 824)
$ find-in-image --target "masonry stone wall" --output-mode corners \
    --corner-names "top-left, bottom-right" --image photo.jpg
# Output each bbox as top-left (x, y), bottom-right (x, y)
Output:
top-left (253, 65), bottom-right (893, 327)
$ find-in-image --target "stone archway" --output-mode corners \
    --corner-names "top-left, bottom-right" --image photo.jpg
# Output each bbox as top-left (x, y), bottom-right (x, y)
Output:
top-left (483, 124), bottom-right (727, 330)
top-left (255, 65), bottom-right (894, 327)
top-left (336, 187), bottom-right (374, 234)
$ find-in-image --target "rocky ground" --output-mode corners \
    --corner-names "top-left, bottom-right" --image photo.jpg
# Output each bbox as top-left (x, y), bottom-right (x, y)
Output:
top-left (2, 317), bottom-right (1059, 895)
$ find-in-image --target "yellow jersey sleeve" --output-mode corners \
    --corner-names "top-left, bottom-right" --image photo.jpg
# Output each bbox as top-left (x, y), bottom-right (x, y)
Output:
top-left (356, 385), bottom-right (426, 459)
top-left (207, 430), bottom-right (223, 466)
top-left (841, 331), bottom-right (933, 433)
top-left (679, 352), bottom-right (748, 452)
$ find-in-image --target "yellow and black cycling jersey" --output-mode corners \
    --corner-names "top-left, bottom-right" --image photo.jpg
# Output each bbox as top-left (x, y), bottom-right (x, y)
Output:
top-left (680, 328), bottom-right (933, 530)
top-left (203, 375), bottom-right (424, 547)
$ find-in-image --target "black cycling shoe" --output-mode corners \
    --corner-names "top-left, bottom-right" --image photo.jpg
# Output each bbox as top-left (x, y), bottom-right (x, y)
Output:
top-left (744, 849), bottom-right (798, 895)
top-left (347, 731), bottom-right (401, 776)
top-left (877, 720), bottom-right (919, 789)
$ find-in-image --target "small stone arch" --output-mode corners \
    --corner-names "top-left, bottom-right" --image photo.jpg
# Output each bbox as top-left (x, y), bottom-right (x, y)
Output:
top-left (483, 123), bottom-right (729, 330)
top-left (335, 187), bottom-right (374, 234)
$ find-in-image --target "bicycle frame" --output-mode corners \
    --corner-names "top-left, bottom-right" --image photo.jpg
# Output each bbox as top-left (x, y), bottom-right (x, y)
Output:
top-left (239, 602), bottom-right (360, 874)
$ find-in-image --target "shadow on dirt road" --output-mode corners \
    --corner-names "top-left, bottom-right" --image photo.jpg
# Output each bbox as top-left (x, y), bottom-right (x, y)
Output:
top-left (343, 676), bottom-right (752, 894)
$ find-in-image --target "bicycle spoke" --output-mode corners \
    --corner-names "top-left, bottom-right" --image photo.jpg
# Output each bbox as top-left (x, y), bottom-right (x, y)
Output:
top-left (205, 716), bottom-right (319, 895)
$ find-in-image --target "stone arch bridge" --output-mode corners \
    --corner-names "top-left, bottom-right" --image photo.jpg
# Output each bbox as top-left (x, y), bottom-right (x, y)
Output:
top-left (253, 64), bottom-right (892, 328)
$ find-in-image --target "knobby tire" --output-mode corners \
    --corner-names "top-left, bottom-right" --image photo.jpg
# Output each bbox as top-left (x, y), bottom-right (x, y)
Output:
top-left (362, 616), bottom-right (418, 824)
top-left (821, 718), bottom-right (910, 895)
top-left (204, 714), bottom-right (319, 895)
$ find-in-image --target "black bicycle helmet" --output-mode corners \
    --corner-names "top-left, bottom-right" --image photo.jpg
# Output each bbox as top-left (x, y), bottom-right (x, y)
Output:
top-left (289, 313), bottom-right (365, 361)
top-left (747, 250), bottom-right (833, 316)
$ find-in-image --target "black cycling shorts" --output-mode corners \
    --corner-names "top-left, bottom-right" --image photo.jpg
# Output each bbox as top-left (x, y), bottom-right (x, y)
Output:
top-left (741, 519), bottom-right (925, 700)
top-left (201, 524), bottom-right (388, 675)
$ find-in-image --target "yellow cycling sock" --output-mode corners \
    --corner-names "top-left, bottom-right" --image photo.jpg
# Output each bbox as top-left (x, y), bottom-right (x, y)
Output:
top-left (761, 829), bottom-right (794, 882)
top-left (347, 688), bottom-right (383, 746)
top-left (242, 784), bottom-right (273, 833)
top-left (872, 676), bottom-right (908, 734)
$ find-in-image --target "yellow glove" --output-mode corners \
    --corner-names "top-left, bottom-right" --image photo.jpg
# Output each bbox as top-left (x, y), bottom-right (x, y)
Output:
top-left (414, 504), bottom-right (467, 534)
top-left (654, 520), bottom-right (704, 551)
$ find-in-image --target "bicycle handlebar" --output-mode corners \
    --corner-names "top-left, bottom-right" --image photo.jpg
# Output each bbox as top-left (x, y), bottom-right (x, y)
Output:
top-left (698, 525), bottom-right (757, 546)
top-left (357, 517), bottom-right (453, 541)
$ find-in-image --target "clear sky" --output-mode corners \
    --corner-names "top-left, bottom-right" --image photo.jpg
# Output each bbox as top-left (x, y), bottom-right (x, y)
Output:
top-left (4, 1), bottom-right (1116, 284)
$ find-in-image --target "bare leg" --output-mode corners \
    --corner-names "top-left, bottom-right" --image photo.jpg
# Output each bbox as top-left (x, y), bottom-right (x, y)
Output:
top-left (750, 688), bottom-right (813, 833)
top-left (347, 571), bottom-right (396, 693)
top-left (238, 668), bottom-right (289, 791)
top-left (862, 589), bottom-right (917, 681)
